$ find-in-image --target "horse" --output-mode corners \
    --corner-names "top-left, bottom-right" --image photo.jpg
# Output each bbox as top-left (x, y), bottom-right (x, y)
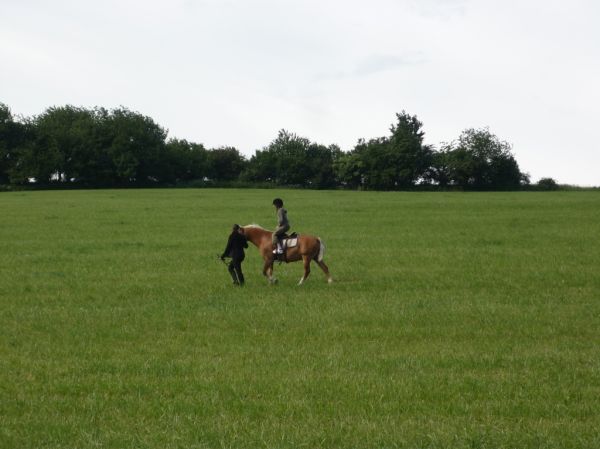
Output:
top-left (242, 225), bottom-right (333, 285)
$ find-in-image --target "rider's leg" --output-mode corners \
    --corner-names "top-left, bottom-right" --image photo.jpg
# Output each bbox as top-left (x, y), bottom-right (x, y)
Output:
top-left (272, 226), bottom-right (285, 253)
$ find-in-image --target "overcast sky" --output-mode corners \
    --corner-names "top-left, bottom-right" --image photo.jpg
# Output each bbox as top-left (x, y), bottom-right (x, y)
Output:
top-left (1, 0), bottom-right (599, 185)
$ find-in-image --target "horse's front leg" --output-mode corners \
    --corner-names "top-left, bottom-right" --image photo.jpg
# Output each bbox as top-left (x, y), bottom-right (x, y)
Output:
top-left (263, 258), bottom-right (277, 284)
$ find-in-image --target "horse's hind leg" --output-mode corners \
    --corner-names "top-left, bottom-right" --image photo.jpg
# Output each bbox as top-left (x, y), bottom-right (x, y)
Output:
top-left (298, 256), bottom-right (311, 286)
top-left (316, 260), bottom-right (333, 284)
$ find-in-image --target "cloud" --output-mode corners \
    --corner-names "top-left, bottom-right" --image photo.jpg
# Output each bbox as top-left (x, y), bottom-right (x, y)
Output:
top-left (353, 53), bottom-right (427, 77)
top-left (409, 0), bottom-right (468, 18)
top-left (313, 53), bottom-right (427, 83)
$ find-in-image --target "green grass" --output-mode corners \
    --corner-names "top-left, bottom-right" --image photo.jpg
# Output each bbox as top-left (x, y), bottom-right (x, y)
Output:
top-left (1, 189), bottom-right (599, 449)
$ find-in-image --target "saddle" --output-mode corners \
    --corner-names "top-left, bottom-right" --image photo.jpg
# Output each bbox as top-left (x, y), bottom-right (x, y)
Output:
top-left (273, 232), bottom-right (298, 261)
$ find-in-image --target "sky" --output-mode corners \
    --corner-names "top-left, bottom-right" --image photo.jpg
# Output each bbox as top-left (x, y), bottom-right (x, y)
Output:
top-left (1, 0), bottom-right (599, 185)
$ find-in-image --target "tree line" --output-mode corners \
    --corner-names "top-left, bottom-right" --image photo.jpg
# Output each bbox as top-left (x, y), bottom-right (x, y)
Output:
top-left (1, 102), bottom-right (551, 190)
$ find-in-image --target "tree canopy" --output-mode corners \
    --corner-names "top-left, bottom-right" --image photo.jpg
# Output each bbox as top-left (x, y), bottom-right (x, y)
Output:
top-left (0, 101), bottom-right (535, 190)
top-left (242, 130), bottom-right (341, 188)
top-left (335, 111), bottom-right (434, 190)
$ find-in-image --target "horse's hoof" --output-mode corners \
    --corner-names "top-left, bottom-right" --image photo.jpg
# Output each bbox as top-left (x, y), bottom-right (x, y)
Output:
top-left (328, 278), bottom-right (333, 284)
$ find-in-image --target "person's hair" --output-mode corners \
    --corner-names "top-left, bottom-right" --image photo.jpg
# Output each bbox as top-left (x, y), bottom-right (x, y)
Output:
top-left (272, 198), bottom-right (284, 208)
top-left (232, 224), bottom-right (240, 232)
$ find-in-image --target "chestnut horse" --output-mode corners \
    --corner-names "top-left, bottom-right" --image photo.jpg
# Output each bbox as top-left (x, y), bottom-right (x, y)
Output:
top-left (242, 225), bottom-right (333, 285)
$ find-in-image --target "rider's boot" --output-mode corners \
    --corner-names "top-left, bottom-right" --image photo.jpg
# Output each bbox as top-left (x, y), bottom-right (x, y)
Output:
top-left (272, 242), bottom-right (283, 262)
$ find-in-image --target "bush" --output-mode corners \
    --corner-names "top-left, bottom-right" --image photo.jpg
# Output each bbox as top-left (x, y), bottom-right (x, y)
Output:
top-left (536, 177), bottom-right (559, 191)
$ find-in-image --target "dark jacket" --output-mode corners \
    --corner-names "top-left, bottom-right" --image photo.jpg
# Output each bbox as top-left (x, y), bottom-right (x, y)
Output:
top-left (222, 232), bottom-right (248, 260)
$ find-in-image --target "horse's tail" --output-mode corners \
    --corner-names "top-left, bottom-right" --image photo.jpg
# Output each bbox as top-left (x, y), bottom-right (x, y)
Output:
top-left (317, 238), bottom-right (326, 262)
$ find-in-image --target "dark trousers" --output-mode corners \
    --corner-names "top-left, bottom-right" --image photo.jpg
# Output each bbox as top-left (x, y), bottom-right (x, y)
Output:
top-left (272, 224), bottom-right (290, 246)
top-left (228, 257), bottom-right (244, 285)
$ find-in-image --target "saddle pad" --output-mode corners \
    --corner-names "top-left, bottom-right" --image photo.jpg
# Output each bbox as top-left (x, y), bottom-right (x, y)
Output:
top-left (284, 237), bottom-right (298, 248)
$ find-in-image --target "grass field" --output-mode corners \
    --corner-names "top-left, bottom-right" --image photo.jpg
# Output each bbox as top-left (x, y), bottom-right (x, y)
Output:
top-left (1, 189), bottom-right (599, 449)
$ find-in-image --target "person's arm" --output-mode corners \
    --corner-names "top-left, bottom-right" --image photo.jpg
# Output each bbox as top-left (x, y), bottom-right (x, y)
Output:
top-left (243, 236), bottom-right (248, 248)
top-left (221, 235), bottom-right (233, 259)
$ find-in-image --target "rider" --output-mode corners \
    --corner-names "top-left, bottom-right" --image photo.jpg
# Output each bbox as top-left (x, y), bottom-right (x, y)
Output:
top-left (272, 198), bottom-right (290, 255)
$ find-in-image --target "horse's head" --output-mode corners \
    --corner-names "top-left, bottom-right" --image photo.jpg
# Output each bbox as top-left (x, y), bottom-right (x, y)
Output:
top-left (242, 224), bottom-right (271, 247)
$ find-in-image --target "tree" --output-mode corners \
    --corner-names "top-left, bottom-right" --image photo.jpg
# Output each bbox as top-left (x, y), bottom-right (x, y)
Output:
top-left (537, 177), bottom-right (559, 191)
top-left (207, 147), bottom-right (246, 182)
top-left (437, 128), bottom-right (525, 190)
top-left (101, 107), bottom-right (168, 184)
top-left (241, 148), bottom-right (278, 184)
top-left (31, 105), bottom-right (98, 183)
top-left (340, 111), bottom-right (433, 190)
top-left (269, 130), bottom-right (312, 186)
top-left (387, 111), bottom-right (434, 187)
top-left (333, 151), bottom-right (365, 189)
top-left (0, 103), bottom-right (27, 184)
top-left (305, 143), bottom-right (342, 188)
top-left (351, 137), bottom-right (392, 190)
top-left (423, 146), bottom-right (451, 187)
top-left (244, 130), bottom-right (338, 187)
top-left (3, 105), bottom-right (170, 186)
top-left (163, 139), bottom-right (209, 183)
top-left (0, 102), bottom-right (534, 191)
top-left (7, 114), bottom-right (64, 185)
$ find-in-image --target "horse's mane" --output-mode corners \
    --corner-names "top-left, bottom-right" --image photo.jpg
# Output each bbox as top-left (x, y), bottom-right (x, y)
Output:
top-left (244, 224), bottom-right (270, 231)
